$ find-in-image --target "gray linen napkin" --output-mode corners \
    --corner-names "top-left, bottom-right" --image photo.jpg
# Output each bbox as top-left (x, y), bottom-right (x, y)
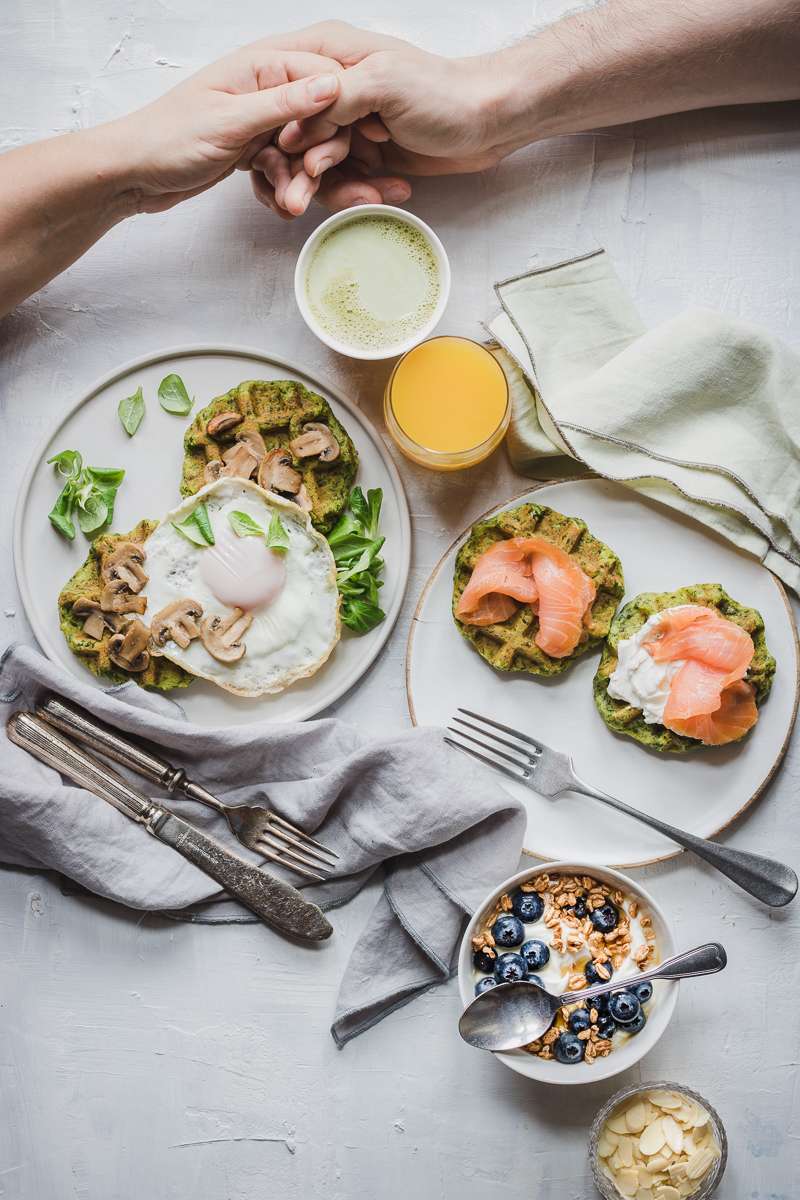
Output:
top-left (0, 644), bottom-right (525, 1043)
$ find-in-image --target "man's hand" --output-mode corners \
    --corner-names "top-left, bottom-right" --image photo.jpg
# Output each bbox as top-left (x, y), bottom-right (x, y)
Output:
top-left (251, 23), bottom-right (505, 218)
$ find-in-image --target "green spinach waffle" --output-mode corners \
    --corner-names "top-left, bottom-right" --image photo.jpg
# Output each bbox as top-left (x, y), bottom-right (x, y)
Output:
top-left (594, 583), bottom-right (776, 753)
top-left (452, 503), bottom-right (625, 677)
top-left (180, 379), bottom-right (358, 534)
top-left (58, 521), bottom-right (193, 691)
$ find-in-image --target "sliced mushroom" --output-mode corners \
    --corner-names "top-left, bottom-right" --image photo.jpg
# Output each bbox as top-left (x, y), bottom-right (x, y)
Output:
top-left (150, 598), bottom-right (203, 652)
top-left (289, 422), bottom-right (340, 463)
top-left (294, 483), bottom-right (313, 513)
top-left (203, 459), bottom-right (225, 486)
top-left (71, 597), bottom-right (123, 640)
top-left (101, 542), bottom-right (148, 594)
top-left (236, 427), bottom-right (267, 463)
top-left (221, 440), bottom-right (259, 480)
top-left (108, 619), bottom-right (151, 673)
top-left (199, 608), bottom-right (253, 664)
top-left (100, 585), bottom-right (148, 616)
top-left (257, 448), bottom-right (301, 496)
top-left (206, 411), bottom-right (243, 438)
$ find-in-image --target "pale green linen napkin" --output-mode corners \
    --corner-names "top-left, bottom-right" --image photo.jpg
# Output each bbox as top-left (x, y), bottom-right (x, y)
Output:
top-left (488, 249), bottom-right (800, 592)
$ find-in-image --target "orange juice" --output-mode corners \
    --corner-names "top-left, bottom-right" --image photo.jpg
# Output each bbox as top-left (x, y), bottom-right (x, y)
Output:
top-left (384, 336), bottom-right (510, 470)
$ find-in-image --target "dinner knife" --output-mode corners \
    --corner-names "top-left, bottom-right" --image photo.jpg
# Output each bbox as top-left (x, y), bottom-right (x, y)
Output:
top-left (7, 711), bottom-right (332, 942)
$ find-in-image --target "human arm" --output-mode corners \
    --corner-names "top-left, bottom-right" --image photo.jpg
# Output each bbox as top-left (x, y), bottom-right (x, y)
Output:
top-left (263, 2), bottom-right (800, 214)
top-left (0, 44), bottom-right (342, 318)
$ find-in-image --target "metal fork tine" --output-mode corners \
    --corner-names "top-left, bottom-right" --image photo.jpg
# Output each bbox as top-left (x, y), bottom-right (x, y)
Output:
top-left (262, 826), bottom-right (335, 871)
top-left (444, 737), bottom-right (528, 785)
top-left (451, 716), bottom-right (538, 761)
top-left (256, 831), bottom-right (331, 878)
top-left (268, 812), bottom-right (339, 861)
top-left (254, 842), bottom-right (326, 883)
top-left (446, 727), bottom-right (530, 772)
top-left (457, 707), bottom-right (544, 752)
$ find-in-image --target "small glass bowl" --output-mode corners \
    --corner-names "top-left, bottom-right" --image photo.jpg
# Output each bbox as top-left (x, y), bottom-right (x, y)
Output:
top-left (383, 336), bottom-right (510, 471)
top-left (589, 1081), bottom-right (728, 1199)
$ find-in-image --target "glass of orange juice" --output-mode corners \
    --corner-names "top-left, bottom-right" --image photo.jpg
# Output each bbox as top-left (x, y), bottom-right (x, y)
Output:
top-left (384, 336), bottom-right (510, 470)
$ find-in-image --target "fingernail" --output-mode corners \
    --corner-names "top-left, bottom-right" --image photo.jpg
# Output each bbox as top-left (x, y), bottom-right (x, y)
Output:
top-left (308, 74), bottom-right (338, 102)
top-left (385, 183), bottom-right (411, 203)
top-left (313, 157), bottom-right (333, 178)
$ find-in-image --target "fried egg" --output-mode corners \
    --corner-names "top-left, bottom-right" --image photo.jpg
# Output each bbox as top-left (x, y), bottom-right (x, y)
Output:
top-left (143, 477), bottom-right (340, 696)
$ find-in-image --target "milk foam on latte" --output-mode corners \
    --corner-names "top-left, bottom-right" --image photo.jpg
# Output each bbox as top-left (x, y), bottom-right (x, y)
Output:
top-left (304, 214), bottom-right (441, 352)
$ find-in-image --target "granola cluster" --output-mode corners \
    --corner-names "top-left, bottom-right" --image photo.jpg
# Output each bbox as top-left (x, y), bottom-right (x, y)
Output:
top-left (472, 871), bottom-right (657, 1065)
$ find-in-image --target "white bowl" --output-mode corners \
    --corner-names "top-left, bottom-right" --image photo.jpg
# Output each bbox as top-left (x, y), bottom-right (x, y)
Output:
top-left (457, 861), bottom-right (678, 1086)
top-left (293, 204), bottom-right (451, 361)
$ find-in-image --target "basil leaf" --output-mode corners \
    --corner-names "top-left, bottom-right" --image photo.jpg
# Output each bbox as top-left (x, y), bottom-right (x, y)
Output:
top-left (48, 485), bottom-right (76, 540)
top-left (265, 512), bottom-right (289, 554)
top-left (86, 466), bottom-right (125, 489)
top-left (48, 449), bottom-right (82, 480)
top-left (172, 501), bottom-right (215, 547)
top-left (341, 598), bottom-right (385, 634)
top-left (118, 385), bottom-right (145, 436)
top-left (228, 510), bottom-right (265, 538)
top-left (158, 373), bottom-right (193, 415)
top-left (76, 492), bottom-right (109, 535)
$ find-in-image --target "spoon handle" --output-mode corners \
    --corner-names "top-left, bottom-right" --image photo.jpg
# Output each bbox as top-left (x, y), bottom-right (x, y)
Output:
top-left (558, 941), bottom-right (727, 1008)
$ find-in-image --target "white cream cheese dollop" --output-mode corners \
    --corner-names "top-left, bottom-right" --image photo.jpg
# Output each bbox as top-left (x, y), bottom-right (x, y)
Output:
top-left (607, 607), bottom-right (692, 725)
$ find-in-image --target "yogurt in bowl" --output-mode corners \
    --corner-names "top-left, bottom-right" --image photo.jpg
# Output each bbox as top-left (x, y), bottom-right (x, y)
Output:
top-left (458, 862), bottom-right (678, 1085)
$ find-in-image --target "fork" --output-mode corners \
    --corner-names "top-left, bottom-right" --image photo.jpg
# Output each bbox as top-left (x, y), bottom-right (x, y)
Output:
top-left (445, 707), bottom-right (798, 908)
top-left (37, 694), bottom-right (338, 883)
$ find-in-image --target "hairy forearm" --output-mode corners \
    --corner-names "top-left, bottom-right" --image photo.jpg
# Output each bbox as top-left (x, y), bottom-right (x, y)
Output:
top-left (0, 124), bottom-right (135, 319)
top-left (486, 0), bottom-right (800, 153)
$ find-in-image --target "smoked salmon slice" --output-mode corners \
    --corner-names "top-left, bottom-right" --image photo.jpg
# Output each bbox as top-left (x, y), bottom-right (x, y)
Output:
top-left (456, 536), bottom-right (595, 658)
top-left (643, 606), bottom-right (757, 745)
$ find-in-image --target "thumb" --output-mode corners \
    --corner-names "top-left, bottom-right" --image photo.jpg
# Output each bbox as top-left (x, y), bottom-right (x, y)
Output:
top-left (232, 72), bottom-right (340, 139)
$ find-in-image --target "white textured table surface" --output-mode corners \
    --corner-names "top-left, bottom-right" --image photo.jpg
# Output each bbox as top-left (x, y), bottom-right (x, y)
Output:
top-left (1, 3), bottom-right (799, 1198)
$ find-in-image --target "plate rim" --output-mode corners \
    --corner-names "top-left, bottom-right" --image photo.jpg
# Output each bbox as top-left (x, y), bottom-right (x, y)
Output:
top-left (13, 340), bottom-right (411, 723)
top-left (405, 476), bottom-right (799, 867)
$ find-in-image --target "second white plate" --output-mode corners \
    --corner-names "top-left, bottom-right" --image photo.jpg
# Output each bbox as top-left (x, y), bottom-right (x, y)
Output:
top-left (14, 344), bottom-right (410, 726)
top-left (406, 478), bottom-right (798, 866)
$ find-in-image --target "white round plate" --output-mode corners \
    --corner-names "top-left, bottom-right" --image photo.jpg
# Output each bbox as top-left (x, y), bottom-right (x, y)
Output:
top-left (407, 478), bottom-right (798, 866)
top-left (14, 344), bottom-right (410, 726)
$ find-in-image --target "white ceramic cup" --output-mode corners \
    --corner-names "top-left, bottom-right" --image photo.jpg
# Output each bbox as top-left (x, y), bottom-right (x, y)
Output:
top-left (294, 204), bottom-right (451, 361)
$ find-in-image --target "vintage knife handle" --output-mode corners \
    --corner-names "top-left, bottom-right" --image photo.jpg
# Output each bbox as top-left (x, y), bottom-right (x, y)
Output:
top-left (151, 812), bottom-right (332, 941)
top-left (38, 694), bottom-right (180, 789)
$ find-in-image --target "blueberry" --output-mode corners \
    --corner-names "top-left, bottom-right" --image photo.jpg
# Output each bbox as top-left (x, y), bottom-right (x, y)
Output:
top-left (554, 1032), bottom-right (586, 1064)
top-left (475, 976), bottom-right (498, 996)
top-left (511, 889), bottom-right (544, 923)
top-left (568, 1008), bottom-right (591, 1034)
top-left (493, 952), bottom-right (528, 984)
top-left (585, 959), bottom-right (613, 986)
top-left (473, 948), bottom-right (497, 974)
top-left (597, 1014), bottom-right (616, 1039)
top-left (526, 974), bottom-right (544, 989)
top-left (590, 991), bottom-right (610, 1014)
top-left (624, 1008), bottom-right (647, 1035)
top-left (608, 990), bottom-right (641, 1025)
top-left (520, 939), bottom-right (550, 972)
top-left (633, 980), bottom-right (653, 1004)
top-left (590, 902), bottom-right (619, 934)
top-left (491, 914), bottom-right (525, 947)
top-left (572, 896), bottom-right (588, 919)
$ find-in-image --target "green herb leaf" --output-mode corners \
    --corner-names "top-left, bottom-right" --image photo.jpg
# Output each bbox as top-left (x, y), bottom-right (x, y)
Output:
top-left (76, 492), bottom-right (109, 534)
top-left (265, 512), bottom-right (289, 554)
top-left (228, 510), bottom-right (265, 539)
top-left (48, 449), bottom-right (82, 480)
top-left (172, 501), bottom-right (215, 546)
top-left (118, 385), bottom-right (145, 436)
top-left (348, 486), bottom-right (369, 528)
top-left (191, 501), bottom-right (214, 544)
top-left (341, 598), bottom-right (385, 634)
top-left (48, 486), bottom-right (77, 540)
top-left (158, 373), bottom-right (193, 415)
top-left (366, 488), bottom-right (383, 539)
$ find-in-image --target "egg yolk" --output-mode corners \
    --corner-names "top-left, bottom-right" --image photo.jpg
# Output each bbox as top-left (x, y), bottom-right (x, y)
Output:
top-left (200, 522), bottom-right (286, 611)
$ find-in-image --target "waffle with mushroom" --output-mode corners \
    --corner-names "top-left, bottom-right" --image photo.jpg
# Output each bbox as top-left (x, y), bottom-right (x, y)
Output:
top-left (58, 522), bottom-right (193, 690)
top-left (180, 379), bottom-right (358, 534)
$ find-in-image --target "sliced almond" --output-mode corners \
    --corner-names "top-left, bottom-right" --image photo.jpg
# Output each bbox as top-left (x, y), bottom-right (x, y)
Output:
top-left (597, 1132), bottom-right (617, 1158)
top-left (639, 1119), bottom-right (666, 1157)
top-left (653, 1187), bottom-right (680, 1200)
top-left (635, 1190), bottom-right (653, 1200)
top-left (616, 1137), bottom-right (635, 1167)
top-left (686, 1146), bottom-right (718, 1180)
top-left (690, 1105), bottom-right (710, 1129)
top-left (617, 1168), bottom-right (640, 1197)
top-left (648, 1090), bottom-right (683, 1111)
top-left (626, 1102), bottom-right (648, 1134)
top-left (646, 1152), bottom-right (670, 1173)
top-left (608, 1110), bottom-right (632, 1136)
top-left (661, 1115), bottom-right (684, 1155)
